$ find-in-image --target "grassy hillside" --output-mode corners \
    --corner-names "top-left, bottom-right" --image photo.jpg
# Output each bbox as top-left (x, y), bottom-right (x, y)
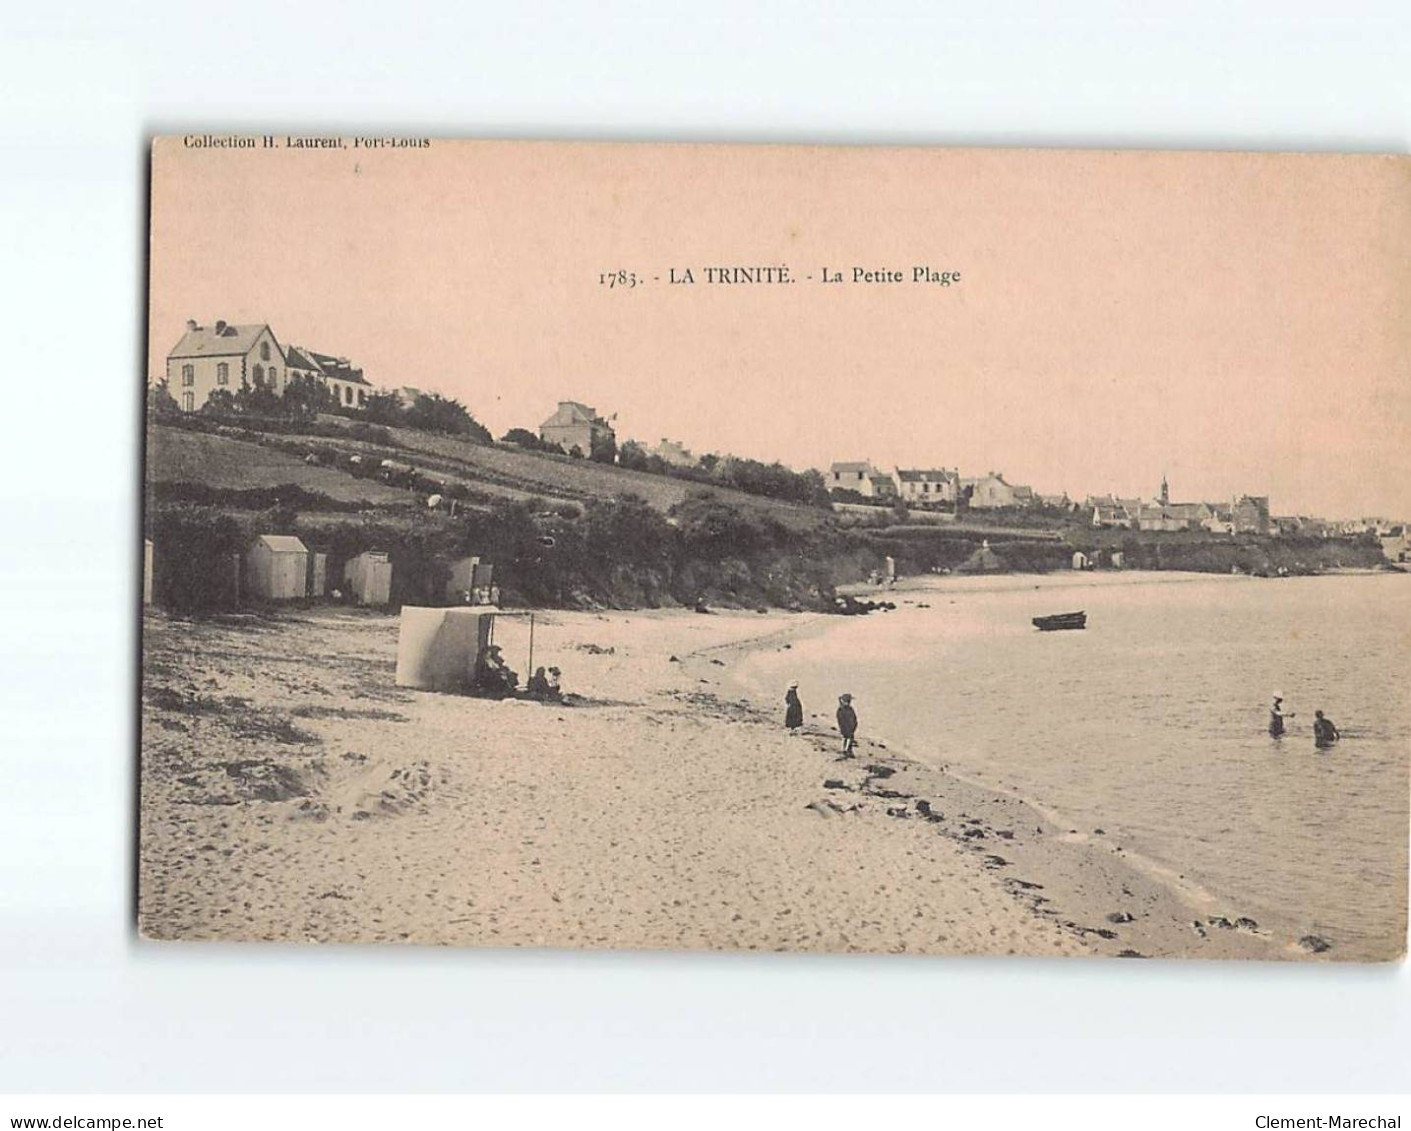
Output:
top-left (312, 416), bottom-right (829, 530)
top-left (148, 427), bottom-right (411, 506)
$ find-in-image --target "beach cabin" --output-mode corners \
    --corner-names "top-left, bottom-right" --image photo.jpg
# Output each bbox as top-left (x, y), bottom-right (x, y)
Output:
top-left (143, 538), bottom-right (153, 605)
top-left (445, 556), bottom-right (480, 603)
top-left (395, 606), bottom-right (496, 693)
top-left (344, 550), bottom-right (393, 606)
top-left (245, 535), bottom-right (309, 601)
top-left (308, 552), bottom-right (328, 598)
top-left (1071, 551), bottom-right (1090, 571)
top-left (447, 557), bottom-right (496, 606)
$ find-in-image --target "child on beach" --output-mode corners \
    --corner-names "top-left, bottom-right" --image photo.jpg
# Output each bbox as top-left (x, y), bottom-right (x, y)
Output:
top-left (837, 693), bottom-right (858, 757)
top-left (784, 683), bottom-right (803, 733)
top-left (1313, 709), bottom-right (1340, 749)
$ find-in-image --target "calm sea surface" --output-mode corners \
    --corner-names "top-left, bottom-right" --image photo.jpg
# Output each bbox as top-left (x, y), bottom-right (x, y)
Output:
top-left (738, 573), bottom-right (1410, 956)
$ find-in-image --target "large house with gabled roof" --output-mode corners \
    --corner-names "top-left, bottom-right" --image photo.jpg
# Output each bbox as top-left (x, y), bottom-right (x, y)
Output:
top-left (540, 401), bottom-right (615, 456)
top-left (286, 345), bottom-right (371, 409)
top-left (165, 319), bottom-right (285, 412)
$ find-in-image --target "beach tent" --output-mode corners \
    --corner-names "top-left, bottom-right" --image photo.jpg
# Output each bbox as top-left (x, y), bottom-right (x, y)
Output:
top-left (245, 535), bottom-right (309, 601)
top-left (1072, 551), bottom-right (1090, 570)
top-left (344, 550), bottom-right (393, 606)
top-left (395, 606), bottom-right (496, 692)
top-left (143, 538), bottom-right (153, 605)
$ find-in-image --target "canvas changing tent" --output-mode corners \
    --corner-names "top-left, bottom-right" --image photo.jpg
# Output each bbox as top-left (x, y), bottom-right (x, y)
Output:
top-left (344, 550), bottom-right (393, 606)
top-left (245, 535), bottom-right (309, 601)
top-left (395, 607), bottom-right (496, 692)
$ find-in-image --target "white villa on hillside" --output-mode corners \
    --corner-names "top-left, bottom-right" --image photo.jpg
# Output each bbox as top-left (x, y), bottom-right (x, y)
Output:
top-left (540, 401), bottom-right (616, 455)
top-left (165, 319), bottom-right (374, 411)
top-left (827, 461), bottom-right (897, 499)
top-left (285, 345), bottom-right (372, 409)
top-left (962, 472), bottom-right (1033, 509)
top-left (165, 320), bottom-right (285, 412)
top-left (893, 468), bottom-right (959, 504)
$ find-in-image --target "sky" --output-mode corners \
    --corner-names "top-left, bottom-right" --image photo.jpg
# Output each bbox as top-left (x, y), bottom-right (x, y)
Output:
top-left (149, 139), bottom-right (1411, 519)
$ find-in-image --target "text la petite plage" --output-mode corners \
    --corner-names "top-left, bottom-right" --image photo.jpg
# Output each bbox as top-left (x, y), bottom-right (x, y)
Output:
top-left (598, 264), bottom-right (961, 289)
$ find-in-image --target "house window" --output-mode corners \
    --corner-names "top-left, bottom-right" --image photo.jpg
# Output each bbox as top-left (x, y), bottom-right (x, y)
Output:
top-left (357, 389), bottom-right (366, 406)
top-left (345, 386), bottom-right (353, 405)
top-left (260, 341), bottom-right (271, 361)
top-left (269, 367), bottom-right (278, 386)
top-left (181, 364), bottom-right (194, 386)
top-left (217, 362), bottom-right (229, 385)
top-left (253, 364), bottom-right (264, 384)
top-left (182, 391), bottom-right (194, 412)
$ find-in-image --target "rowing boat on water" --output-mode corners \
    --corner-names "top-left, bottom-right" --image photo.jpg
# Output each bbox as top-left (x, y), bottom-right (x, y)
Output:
top-left (1032, 611), bottom-right (1086, 631)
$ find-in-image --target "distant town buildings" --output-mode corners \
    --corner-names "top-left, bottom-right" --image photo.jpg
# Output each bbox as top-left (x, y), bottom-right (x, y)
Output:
top-left (166, 319), bottom-right (372, 412)
top-left (539, 401), bottom-right (616, 456)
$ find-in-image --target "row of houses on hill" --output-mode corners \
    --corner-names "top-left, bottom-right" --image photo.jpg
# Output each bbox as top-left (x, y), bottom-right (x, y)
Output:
top-left (166, 319), bottom-right (375, 413)
top-left (827, 462), bottom-right (1047, 510)
top-left (1087, 479), bottom-right (1271, 534)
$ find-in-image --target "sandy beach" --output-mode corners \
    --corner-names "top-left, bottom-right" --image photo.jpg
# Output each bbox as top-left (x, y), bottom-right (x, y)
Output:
top-left (139, 588), bottom-right (1351, 960)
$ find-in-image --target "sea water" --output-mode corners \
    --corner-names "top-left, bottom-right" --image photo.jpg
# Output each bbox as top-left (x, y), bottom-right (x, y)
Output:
top-left (738, 572), bottom-right (1410, 957)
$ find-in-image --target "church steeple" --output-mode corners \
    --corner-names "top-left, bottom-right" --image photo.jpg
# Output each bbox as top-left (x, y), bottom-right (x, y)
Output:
top-left (1159, 474), bottom-right (1170, 506)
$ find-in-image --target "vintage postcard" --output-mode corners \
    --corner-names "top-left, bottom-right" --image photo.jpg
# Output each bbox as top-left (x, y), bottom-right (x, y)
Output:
top-left (141, 137), bottom-right (1410, 960)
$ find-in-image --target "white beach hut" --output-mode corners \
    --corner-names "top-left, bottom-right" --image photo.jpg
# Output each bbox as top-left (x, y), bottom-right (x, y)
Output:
top-left (309, 552), bottom-right (328, 598)
top-left (245, 535), bottom-right (309, 601)
top-left (344, 550), bottom-right (393, 606)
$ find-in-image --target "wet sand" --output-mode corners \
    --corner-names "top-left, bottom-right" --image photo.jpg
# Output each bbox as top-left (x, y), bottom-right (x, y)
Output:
top-left (139, 600), bottom-right (1310, 959)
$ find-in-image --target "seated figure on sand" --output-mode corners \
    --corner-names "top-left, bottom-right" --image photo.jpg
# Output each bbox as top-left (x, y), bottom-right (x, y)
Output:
top-left (527, 665), bottom-right (563, 702)
top-left (474, 644), bottom-right (519, 697)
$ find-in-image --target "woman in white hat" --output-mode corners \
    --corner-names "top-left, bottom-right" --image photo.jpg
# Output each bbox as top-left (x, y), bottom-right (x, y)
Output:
top-left (784, 682), bottom-right (804, 733)
top-left (1268, 693), bottom-right (1293, 738)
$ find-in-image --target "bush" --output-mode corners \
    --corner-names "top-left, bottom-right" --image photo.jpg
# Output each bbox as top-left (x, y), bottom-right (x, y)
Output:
top-left (146, 505), bottom-right (248, 611)
top-left (671, 491), bottom-right (787, 559)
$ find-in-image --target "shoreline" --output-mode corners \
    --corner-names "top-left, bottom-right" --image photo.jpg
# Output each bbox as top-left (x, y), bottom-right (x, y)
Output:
top-left (687, 600), bottom-right (1315, 962)
top-left (138, 576), bottom-right (1394, 959)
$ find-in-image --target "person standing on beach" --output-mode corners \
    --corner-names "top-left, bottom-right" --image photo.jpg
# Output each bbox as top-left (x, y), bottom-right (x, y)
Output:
top-left (1269, 694), bottom-right (1293, 738)
top-left (784, 682), bottom-right (804, 733)
top-left (1313, 709), bottom-right (1341, 749)
top-left (837, 693), bottom-right (858, 757)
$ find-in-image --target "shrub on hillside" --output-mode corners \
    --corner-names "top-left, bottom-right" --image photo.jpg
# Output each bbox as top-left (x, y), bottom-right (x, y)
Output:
top-left (671, 491), bottom-right (787, 558)
top-left (404, 393), bottom-right (493, 441)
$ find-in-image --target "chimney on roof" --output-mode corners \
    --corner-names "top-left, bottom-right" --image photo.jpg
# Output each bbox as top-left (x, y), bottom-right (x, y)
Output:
top-left (215, 319), bottom-right (227, 334)
top-left (186, 319), bottom-right (198, 332)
